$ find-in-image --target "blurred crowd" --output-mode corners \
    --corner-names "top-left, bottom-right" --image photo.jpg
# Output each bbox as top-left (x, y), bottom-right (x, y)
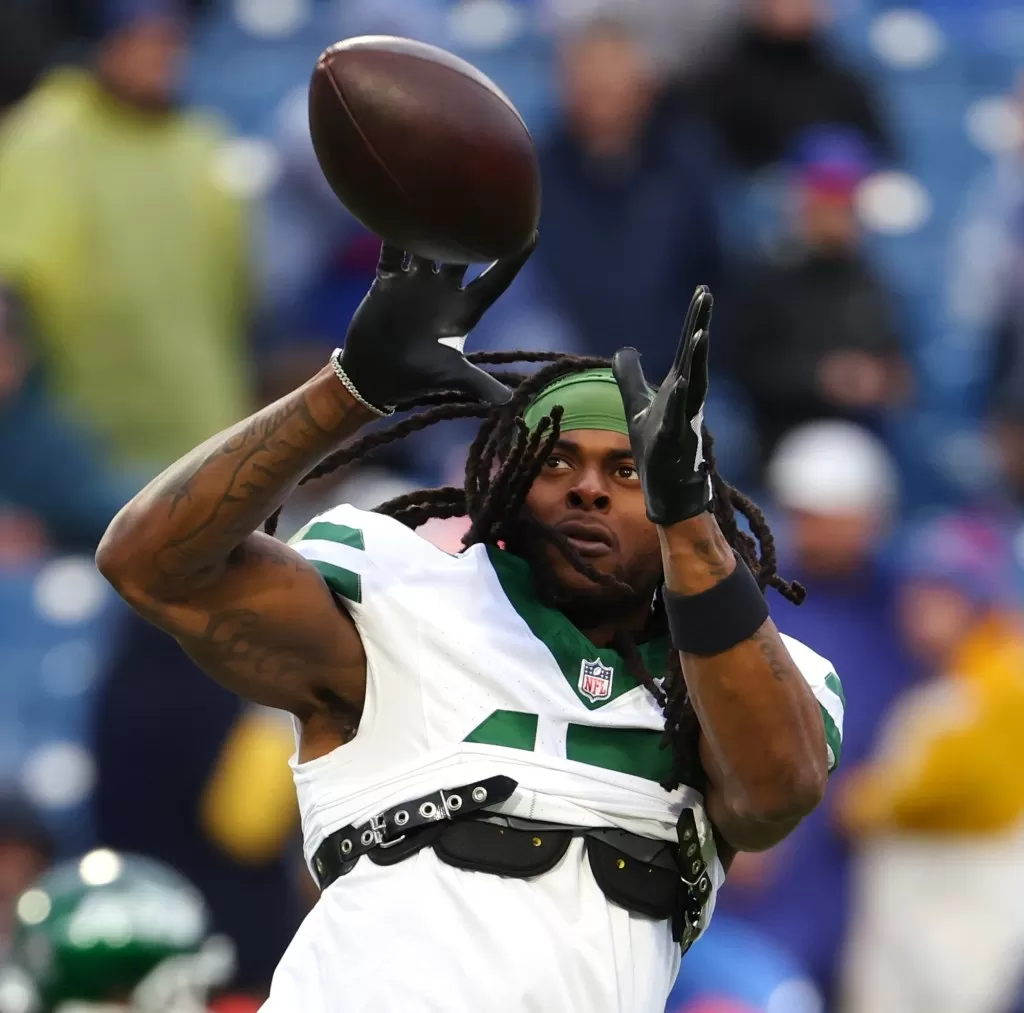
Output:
top-left (3, 0), bottom-right (1024, 1011)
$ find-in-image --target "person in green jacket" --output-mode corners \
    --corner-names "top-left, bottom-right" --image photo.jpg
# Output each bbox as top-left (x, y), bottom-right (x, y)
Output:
top-left (0, 0), bottom-right (252, 481)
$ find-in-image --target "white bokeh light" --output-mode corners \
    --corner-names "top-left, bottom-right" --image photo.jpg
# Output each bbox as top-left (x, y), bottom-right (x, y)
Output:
top-left (448, 0), bottom-right (525, 50)
top-left (0, 967), bottom-right (36, 1013)
top-left (870, 9), bottom-right (944, 69)
top-left (767, 978), bottom-right (824, 1013)
top-left (857, 171), bottom-right (932, 234)
top-left (79, 849), bottom-right (123, 887)
top-left (32, 559), bottom-right (108, 625)
top-left (15, 890), bottom-right (52, 927)
top-left (212, 138), bottom-right (282, 200)
top-left (21, 742), bottom-right (96, 810)
top-left (233, 0), bottom-right (310, 39)
top-left (966, 96), bottom-right (1024, 155)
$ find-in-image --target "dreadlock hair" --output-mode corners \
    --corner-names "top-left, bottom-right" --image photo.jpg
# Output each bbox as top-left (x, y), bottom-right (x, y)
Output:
top-left (265, 351), bottom-right (805, 792)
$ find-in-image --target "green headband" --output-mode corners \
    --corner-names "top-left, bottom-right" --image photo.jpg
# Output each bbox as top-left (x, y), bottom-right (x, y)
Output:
top-left (522, 368), bottom-right (630, 437)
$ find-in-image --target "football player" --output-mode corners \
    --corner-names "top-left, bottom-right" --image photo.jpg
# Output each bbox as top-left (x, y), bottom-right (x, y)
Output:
top-left (96, 245), bottom-right (843, 1013)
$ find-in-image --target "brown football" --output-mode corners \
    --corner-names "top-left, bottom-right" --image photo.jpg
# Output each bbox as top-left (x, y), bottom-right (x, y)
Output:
top-left (309, 36), bottom-right (541, 264)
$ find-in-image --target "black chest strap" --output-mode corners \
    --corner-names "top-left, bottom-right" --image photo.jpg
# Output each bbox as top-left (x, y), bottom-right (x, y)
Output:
top-left (312, 775), bottom-right (517, 890)
top-left (312, 781), bottom-right (712, 954)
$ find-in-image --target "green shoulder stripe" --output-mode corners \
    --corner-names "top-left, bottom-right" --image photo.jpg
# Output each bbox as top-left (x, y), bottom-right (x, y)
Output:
top-left (294, 521), bottom-right (365, 551)
top-left (819, 670), bottom-right (844, 772)
top-left (290, 519), bottom-right (365, 603)
top-left (819, 703), bottom-right (842, 771)
top-left (311, 560), bottom-right (361, 604)
top-left (824, 671), bottom-right (845, 709)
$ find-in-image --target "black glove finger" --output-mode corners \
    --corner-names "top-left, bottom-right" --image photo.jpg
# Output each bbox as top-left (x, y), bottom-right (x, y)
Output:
top-left (687, 328), bottom-right (711, 412)
top-left (672, 287), bottom-right (704, 363)
top-left (693, 286), bottom-right (713, 338)
top-left (660, 329), bottom-right (703, 436)
top-left (377, 244), bottom-right (407, 276)
top-left (442, 354), bottom-right (513, 405)
top-left (463, 232), bottom-right (538, 326)
top-left (671, 287), bottom-right (713, 373)
top-left (439, 262), bottom-right (469, 285)
top-left (612, 347), bottom-right (653, 425)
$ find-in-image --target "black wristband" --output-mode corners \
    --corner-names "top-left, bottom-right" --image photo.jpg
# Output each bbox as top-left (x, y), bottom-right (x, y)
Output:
top-left (662, 553), bottom-right (769, 657)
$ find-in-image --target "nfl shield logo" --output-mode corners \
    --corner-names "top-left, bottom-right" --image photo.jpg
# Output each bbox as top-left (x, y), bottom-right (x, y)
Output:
top-left (578, 659), bottom-right (614, 703)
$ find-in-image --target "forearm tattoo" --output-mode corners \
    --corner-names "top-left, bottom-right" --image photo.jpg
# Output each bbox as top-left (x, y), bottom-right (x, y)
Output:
top-left (132, 377), bottom-right (362, 595)
top-left (750, 626), bottom-right (797, 682)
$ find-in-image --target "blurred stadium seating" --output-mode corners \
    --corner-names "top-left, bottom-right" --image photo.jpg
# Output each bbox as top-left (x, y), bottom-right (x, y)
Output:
top-left (0, 560), bottom-right (118, 855)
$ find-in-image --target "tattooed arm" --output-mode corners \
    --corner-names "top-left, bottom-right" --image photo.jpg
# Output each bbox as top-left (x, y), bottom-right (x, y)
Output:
top-left (97, 367), bottom-right (374, 731)
top-left (659, 514), bottom-right (828, 855)
top-left (98, 243), bottom-right (532, 745)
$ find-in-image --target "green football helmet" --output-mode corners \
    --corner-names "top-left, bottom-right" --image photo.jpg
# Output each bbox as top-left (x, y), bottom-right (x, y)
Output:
top-left (0, 850), bottom-right (233, 1013)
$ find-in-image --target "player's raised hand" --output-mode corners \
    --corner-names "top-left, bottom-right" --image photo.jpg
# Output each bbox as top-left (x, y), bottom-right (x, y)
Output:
top-left (336, 236), bottom-right (536, 412)
top-left (612, 286), bottom-right (714, 526)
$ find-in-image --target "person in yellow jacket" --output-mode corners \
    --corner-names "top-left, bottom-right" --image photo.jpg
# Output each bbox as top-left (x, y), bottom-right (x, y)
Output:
top-left (0, 0), bottom-right (251, 479)
top-left (837, 515), bottom-right (1024, 1013)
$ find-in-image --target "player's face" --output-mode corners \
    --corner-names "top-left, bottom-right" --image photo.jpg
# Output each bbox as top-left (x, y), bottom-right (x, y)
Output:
top-left (521, 430), bottom-right (662, 615)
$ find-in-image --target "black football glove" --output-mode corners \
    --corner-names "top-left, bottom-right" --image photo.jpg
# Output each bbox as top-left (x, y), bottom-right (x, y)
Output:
top-left (612, 286), bottom-right (714, 526)
top-left (337, 238), bottom-right (536, 411)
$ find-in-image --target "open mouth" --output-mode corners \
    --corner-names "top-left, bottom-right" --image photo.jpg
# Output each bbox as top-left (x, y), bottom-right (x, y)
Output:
top-left (556, 521), bottom-right (614, 558)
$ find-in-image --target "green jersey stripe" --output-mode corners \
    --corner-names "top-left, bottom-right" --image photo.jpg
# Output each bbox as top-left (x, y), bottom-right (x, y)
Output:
top-left (566, 723), bottom-right (673, 783)
top-left (816, 678), bottom-right (844, 744)
top-left (486, 545), bottom-right (668, 709)
top-left (819, 703), bottom-right (841, 771)
top-left (293, 536), bottom-right (369, 582)
top-left (310, 559), bottom-right (362, 603)
top-left (294, 521), bottom-right (365, 551)
top-left (824, 671), bottom-right (845, 709)
top-left (465, 710), bottom-right (539, 750)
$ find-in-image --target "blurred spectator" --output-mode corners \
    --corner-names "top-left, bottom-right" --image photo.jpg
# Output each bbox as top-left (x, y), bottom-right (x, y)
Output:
top-left (716, 422), bottom-right (920, 1001)
top-left (692, 0), bottom-right (893, 172)
top-left (724, 127), bottom-right (909, 469)
top-left (991, 300), bottom-right (1024, 514)
top-left (543, 0), bottom-right (745, 79)
top-left (0, 792), bottom-right (53, 958)
top-left (838, 515), bottom-right (1024, 1013)
top-left (532, 17), bottom-right (721, 381)
top-left (0, 293), bottom-right (128, 554)
top-left (947, 74), bottom-right (1024, 353)
top-left (943, 75), bottom-right (1024, 524)
top-left (0, 0), bottom-right (252, 482)
top-left (945, 75), bottom-right (1024, 512)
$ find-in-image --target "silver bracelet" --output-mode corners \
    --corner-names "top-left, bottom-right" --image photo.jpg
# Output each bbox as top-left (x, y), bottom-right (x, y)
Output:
top-left (329, 348), bottom-right (394, 417)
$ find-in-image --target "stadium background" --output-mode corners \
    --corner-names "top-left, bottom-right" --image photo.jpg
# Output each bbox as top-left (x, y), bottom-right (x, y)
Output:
top-left (3, 0), bottom-right (1024, 1010)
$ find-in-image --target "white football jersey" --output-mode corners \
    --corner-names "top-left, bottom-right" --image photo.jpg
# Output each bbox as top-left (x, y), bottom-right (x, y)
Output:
top-left (288, 505), bottom-right (845, 916)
